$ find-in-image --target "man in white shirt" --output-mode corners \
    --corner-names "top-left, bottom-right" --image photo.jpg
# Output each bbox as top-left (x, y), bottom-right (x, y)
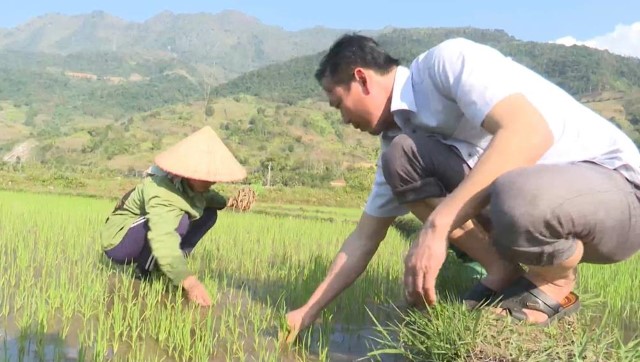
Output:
top-left (285, 34), bottom-right (640, 336)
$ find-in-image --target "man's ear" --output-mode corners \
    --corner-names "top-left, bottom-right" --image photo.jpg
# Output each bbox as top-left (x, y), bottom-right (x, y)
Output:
top-left (354, 68), bottom-right (369, 93)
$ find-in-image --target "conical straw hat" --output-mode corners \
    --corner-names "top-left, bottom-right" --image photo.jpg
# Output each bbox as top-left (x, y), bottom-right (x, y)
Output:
top-left (154, 126), bottom-right (246, 182)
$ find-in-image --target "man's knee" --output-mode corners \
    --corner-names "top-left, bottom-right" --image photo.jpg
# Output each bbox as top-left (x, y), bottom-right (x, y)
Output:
top-left (381, 134), bottom-right (462, 203)
top-left (489, 169), bottom-right (576, 266)
top-left (381, 134), bottom-right (422, 192)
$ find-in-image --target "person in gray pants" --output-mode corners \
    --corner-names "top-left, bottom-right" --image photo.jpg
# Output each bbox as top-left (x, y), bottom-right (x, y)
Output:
top-left (285, 34), bottom-right (640, 337)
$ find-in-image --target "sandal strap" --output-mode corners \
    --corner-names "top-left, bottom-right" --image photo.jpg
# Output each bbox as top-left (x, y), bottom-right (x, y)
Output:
top-left (499, 277), bottom-right (562, 318)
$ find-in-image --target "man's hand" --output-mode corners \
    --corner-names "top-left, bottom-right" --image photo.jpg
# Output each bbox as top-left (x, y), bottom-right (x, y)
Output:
top-left (403, 221), bottom-right (449, 307)
top-left (181, 275), bottom-right (212, 307)
top-left (283, 307), bottom-right (317, 344)
top-left (283, 213), bottom-right (394, 340)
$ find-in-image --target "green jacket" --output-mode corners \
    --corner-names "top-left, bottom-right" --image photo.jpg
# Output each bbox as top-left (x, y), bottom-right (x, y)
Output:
top-left (101, 174), bottom-right (227, 285)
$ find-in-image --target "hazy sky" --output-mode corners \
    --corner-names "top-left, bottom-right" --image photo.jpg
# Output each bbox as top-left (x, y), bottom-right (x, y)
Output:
top-left (2, 0), bottom-right (640, 57)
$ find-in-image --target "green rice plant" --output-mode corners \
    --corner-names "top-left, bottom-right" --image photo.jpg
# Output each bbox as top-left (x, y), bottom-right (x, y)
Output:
top-left (577, 258), bottom-right (640, 335)
top-left (0, 190), bottom-right (638, 361)
top-left (59, 298), bottom-right (76, 338)
top-left (109, 296), bottom-right (125, 354)
top-left (93, 311), bottom-right (110, 361)
top-left (192, 310), bottom-right (217, 361)
top-left (0, 282), bottom-right (10, 320)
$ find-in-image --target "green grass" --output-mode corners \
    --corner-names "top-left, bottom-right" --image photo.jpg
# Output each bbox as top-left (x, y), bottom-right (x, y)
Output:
top-left (0, 103), bottom-right (26, 123)
top-left (368, 301), bottom-right (640, 361)
top-left (251, 203), bottom-right (363, 223)
top-left (0, 95), bottom-right (379, 180)
top-left (0, 164), bottom-right (372, 208)
top-left (0, 190), bottom-right (638, 361)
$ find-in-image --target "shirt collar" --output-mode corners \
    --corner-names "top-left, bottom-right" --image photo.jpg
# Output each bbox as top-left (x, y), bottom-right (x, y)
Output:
top-left (390, 65), bottom-right (417, 113)
top-left (148, 164), bottom-right (182, 188)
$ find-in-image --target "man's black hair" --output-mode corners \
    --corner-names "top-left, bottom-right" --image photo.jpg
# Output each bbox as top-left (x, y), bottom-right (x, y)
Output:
top-left (315, 33), bottom-right (400, 85)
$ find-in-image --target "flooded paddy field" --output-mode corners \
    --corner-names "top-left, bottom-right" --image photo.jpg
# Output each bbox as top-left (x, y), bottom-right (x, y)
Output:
top-left (1, 191), bottom-right (638, 361)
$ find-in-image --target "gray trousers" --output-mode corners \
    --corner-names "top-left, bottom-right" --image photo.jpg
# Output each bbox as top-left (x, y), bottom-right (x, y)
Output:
top-left (381, 133), bottom-right (640, 266)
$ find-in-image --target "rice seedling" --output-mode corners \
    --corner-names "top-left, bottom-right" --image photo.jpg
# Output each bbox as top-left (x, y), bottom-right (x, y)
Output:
top-left (0, 190), bottom-right (637, 361)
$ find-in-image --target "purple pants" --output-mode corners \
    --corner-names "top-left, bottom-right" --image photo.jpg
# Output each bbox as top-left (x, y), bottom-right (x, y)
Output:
top-left (104, 208), bottom-right (218, 273)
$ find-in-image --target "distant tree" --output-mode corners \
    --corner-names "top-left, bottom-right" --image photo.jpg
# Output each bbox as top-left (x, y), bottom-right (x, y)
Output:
top-left (205, 104), bottom-right (215, 117)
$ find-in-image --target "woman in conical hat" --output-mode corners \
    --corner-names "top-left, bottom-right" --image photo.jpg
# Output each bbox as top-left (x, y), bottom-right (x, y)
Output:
top-left (101, 126), bottom-right (246, 307)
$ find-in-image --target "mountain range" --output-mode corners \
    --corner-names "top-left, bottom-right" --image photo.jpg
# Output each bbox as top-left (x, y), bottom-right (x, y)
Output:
top-left (1, 10), bottom-right (639, 187)
top-left (0, 10), bottom-right (357, 79)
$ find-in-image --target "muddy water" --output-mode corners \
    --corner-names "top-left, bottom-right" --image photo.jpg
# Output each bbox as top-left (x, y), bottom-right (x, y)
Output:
top-left (0, 328), bottom-right (88, 362)
top-left (2, 270), bottom-right (637, 361)
top-left (4, 267), bottom-right (634, 360)
top-left (1, 280), bottom-right (406, 361)
top-left (0, 323), bottom-right (402, 362)
top-left (598, 315), bottom-right (639, 344)
top-left (623, 321), bottom-right (639, 344)
top-left (3, 306), bottom-right (635, 362)
top-left (305, 324), bottom-right (405, 362)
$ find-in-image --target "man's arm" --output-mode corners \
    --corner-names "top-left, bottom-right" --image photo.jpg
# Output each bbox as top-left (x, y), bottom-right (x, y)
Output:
top-left (432, 93), bottom-right (554, 231)
top-left (286, 212), bottom-right (395, 336)
top-left (405, 93), bottom-right (554, 305)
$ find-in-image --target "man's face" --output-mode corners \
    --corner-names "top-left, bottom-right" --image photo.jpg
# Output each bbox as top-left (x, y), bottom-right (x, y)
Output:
top-left (321, 69), bottom-right (392, 136)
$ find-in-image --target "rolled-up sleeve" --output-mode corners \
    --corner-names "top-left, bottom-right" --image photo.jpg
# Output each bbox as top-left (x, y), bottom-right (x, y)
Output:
top-left (364, 134), bottom-right (409, 218)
